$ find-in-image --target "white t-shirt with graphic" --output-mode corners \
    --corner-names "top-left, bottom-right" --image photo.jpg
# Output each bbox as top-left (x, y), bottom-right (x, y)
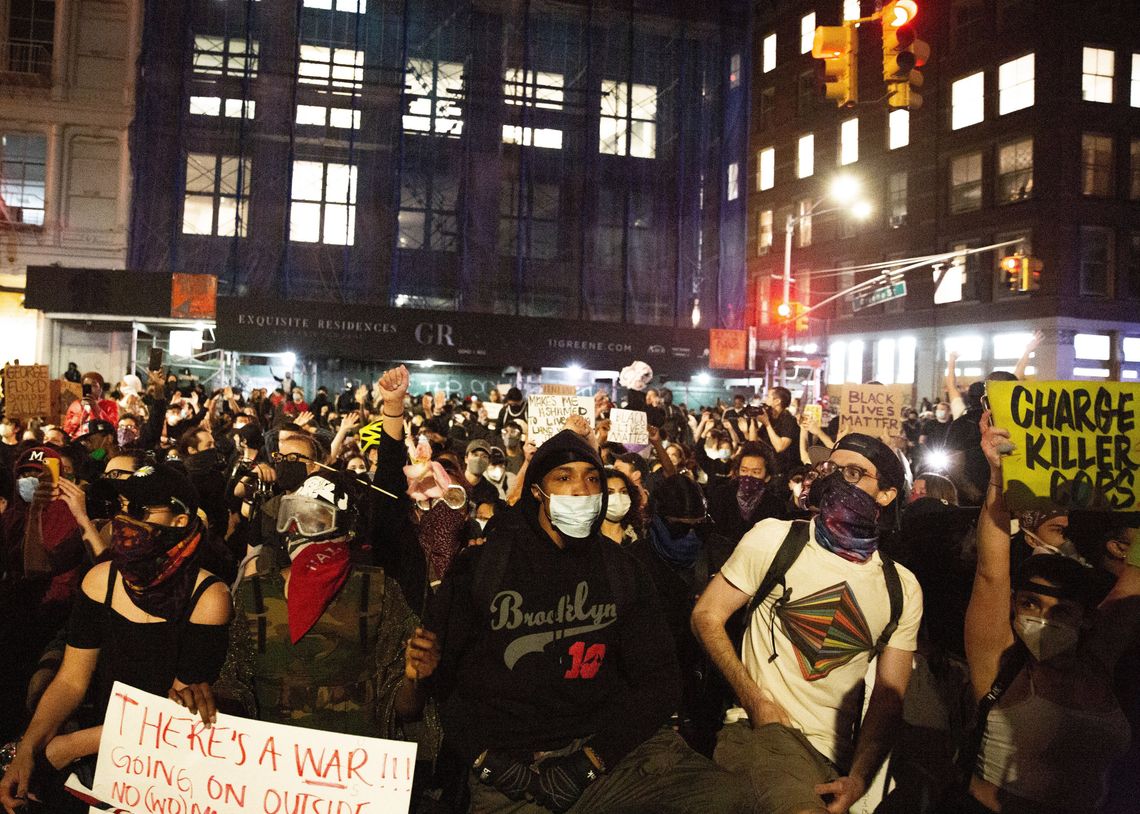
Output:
top-left (721, 517), bottom-right (923, 767)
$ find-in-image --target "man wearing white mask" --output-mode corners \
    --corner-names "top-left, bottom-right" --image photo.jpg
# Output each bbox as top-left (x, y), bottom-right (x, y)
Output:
top-left (424, 427), bottom-right (744, 813)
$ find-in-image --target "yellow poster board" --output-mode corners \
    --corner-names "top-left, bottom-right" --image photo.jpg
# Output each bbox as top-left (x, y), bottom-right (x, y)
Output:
top-left (988, 380), bottom-right (1140, 512)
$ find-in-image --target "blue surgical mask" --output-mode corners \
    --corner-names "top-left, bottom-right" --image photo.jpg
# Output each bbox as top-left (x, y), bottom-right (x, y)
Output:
top-left (18, 476), bottom-right (40, 503)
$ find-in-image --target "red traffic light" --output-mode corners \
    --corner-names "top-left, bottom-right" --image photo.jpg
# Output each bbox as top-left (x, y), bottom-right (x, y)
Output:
top-left (1000, 255), bottom-right (1021, 274)
top-left (777, 302), bottom-right (793, 319)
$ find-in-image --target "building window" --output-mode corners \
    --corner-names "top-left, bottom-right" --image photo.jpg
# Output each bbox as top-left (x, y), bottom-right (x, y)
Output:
top-left (951, 72), bottom-right (984, 130)
top-left (949, 152), bottom-right (983, 213)
top-left (758, 209), bottom-right (773, 256)
top-left (998, 53), bottom-right (1034, 115)
top-left (887, 109), bottom-right (909, 150)
top-left (0, 132), bottom-right (46, 226)
top-left (600, 81), bottom-right (657, 159)
top-left (399, 173), bottom-right (458, 252)
top-left (183, 154), bottom-right (250, 237)
top-left (299, 45), bottom-right (363, 96)
top-left (6, 0), bottom-right (55, 76)
top-left (727, 163), bottom-right (739, 201)
top-left (1132, 54), bottom-right (1140, 107)
top-left (499, 180), bottom-right (558, 260)
top-left (801, 12), bottom-right (816, 54)
top-left (762, 33), bottom-right (777, 73)
top-left (936, 242), bottom-right (981, 304)
top-left (1082, 46), bottom-right (1114, 103)
top-left (1130, 138), bottom-right (1140, 199)
top-left (997, 138), bottom-right (1033, 203)
top-left (758, 147), bottom-right (775, 191)
top-left (302, 0), bottom-right (366, 10)
top-left (838, 118), bottom-right (858, 165)
top-left (504, 69), bottom-right (564, 109)
top-left (1079, 227), bottom-right (1113, 296)
top-left (1081, 133), bottom-right (1114, 197)
top-left (192, 35), bottom-right (259, 79)
top-left (502, 127), bottom-right (562, 149)
top-left (758, 86), bottom-right (775, 131)
top-left (729, 53), bottom-right (742, 89)
top-left (797, 199), bottom-right (812, 247)
top-left (843, 0), bottom-right (861, 21)
top-left (797, 134), bottom-right (814, 179)
top-left (404, 58), bottom-right (464, 136)
top-left (289, 160), bottom-right (356, 245)
top-left (887, 171), bottom-right (907, 226)
top-left (296, 104), bottom-right (359, 129)
top-left (190, 97), bottom-right (256, 119)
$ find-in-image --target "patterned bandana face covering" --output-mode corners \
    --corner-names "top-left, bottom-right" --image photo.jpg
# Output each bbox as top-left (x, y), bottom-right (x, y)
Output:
top-left (736, 476), bottom-right (767, 519)
top-left (809, 472), bottom-right (881, 563)
top-left (110, 514), bottom-right (202, 619)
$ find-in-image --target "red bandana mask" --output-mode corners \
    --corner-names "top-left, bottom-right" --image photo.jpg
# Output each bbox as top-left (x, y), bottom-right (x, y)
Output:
top-left (287, 540), bottom-right (351, 643)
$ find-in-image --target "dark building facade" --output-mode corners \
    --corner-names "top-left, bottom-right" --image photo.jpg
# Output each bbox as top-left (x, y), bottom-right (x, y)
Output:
top-left (127, 0), bottom-right (752, 351)
top-left (748, 0), bottom-right (1140, 395)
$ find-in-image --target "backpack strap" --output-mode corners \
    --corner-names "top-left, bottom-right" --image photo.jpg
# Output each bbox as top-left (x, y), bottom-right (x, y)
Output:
top-left (959, 646), bottom-right (1028, 784)
top-left (746, 520), bottom-right (811, 622)
top-left (870, 554), bottom-right (904, 660)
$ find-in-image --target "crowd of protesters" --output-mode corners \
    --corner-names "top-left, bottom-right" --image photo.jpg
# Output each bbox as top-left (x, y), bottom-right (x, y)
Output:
top-left (0, 343), bottom-right (1136, 814)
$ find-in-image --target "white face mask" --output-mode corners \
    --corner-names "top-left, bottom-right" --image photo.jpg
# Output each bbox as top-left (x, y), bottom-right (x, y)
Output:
top-left (1014, 614), bottom-right (1080, 662)
top-left (935, 409), bottom-right (949, 422)
top-left (705, 446), bottom-right (730, 461)
top-left (476, 518), bottom-right (488, 531)
top-left (18, 476), bottom-right (40, 503)
top-left (606, 493), bottom-right (632, 522)
top-left (542, 492), bottom-right (602, 539)
top-left (485, 465), bottom-right (505, 482)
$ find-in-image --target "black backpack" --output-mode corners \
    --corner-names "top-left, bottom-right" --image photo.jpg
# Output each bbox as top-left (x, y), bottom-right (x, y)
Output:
top-left (744, 520), bottom-right (904, 663)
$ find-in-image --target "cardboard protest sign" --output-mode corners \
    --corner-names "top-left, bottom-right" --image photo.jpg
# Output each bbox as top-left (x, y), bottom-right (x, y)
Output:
top-left (541, 384), bottom-right (577, 396)
top-left (608, 407), bottom-right (649, 445)
top-left (838, 385), bottom-right (910, 441)
top-left (988, 381), bottom-right (1140, 512)
top-left (801, 403), bottom-right (822, 427)
top-left (2, 365), bottom-right (51, 420)
top-left (528, 395), bottom-right (594, 445)
top-left (709, 329), bottom-right (747, 370)
top-left (90, 682), bottom-right (418, 814)
top-left (483, 401), bottom-right (503, 421)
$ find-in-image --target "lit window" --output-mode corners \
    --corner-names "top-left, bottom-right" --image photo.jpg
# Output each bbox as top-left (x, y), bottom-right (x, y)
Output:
top-left (190, 96), bottom-right (256, 119)
top-left (888, 109), bottom-right (909, 150)
top-left (1132, 54), bottom-right (1140, 107)
top-left (1074, 333), bottom-right (1110, 360)
top-left (998, 53), bottom-right (1034, 115)
top-left (296, 104), bottom-right (361, 129)
top-left (758, 209), bottom-right (773, 256)
top-left (1081, 133), bottom-right (1114, 197)
top-left (896, 336), bottom-right (916, 384)
top-left (797, 133), bottom-right (814, 179)
top-left (846, 340), bottom-right (864, 384)
top-left (302, 0), bottom-right (366, 10)
top-left (600, 80), bottom-right (657, 158)
top-left (502, 126), bottom-right (563, 149)
top-left (828, 342), bottom-right (846, 385)
top-left (727, 162), bottom-right (739, 201)
top-left (944, 335), bottom-right (984, 361)
top-left (758, 147), bottom-right (775, 191)
top-left (843, 0), bottom-right (861, 21)
top-left (993, 332), bottom-right (1035, 359)
top-left (798, 198), bottom-right (812, 247)
top-left (951, 72), bottom-right (984, 130)
top-left (504, 69), bottom-right (564, 109)
top-left (183, 154), bottom-right (250, 237)
top-left (763, 33), bottom-right (777, 73)
top-left (876, 338), bottom-right (896, 384)
top-left (729, 53), bottom-right (741, 89)
top-left (887, 171), bottom-right (907, 226)
top-left (1123, 336), bottom-right (1140, 361)
top-left (1082, 46), bottom-right (1114, 103)
top-left (839, 118), bottom-right (858, 165)
top-left (404, 59), bottom-right (465, 137)
top-left (1079, 226), bottom-right (1113, 296)
top-left (299, 45), bottom-right (363, 96)
top-left (801, 12), bottom-right (816, 54)
top-left (949, 152), bottom-right (983, 213)
top-left (192, 36), bottom-right (258, 79)
top-left (997, 138), bottom-right (1033, 203)
top-left (0, 132), bottom-right (46, 226)
top-left (289, 160), bottom-right (356, 245)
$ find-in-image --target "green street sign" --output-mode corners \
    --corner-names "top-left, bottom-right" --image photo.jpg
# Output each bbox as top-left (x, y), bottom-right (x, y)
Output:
top-left (851, 280), bottom-right (906, 312)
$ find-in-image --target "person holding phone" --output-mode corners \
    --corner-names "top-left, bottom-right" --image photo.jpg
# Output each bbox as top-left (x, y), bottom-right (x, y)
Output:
top-left (61, 372), bottom-right (119, 437)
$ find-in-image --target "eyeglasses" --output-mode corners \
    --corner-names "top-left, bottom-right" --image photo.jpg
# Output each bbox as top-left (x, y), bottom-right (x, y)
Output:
top-left (416, 484), bottom-right (469, 512)
top-left (270, 451), bottom-right (311, 464)
top-left (813, 459), bottom-right (876, 485)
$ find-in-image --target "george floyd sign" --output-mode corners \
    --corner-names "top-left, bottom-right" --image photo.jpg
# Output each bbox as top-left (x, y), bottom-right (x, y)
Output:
top-left (216, 297), bottom-right (712, 373)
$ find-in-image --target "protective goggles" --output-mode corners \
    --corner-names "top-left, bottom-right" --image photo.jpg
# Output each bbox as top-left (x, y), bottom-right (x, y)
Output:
top-left (415, 484), bottom-right (469, 512)
top-left (276, 494), bottom-right (339, 536)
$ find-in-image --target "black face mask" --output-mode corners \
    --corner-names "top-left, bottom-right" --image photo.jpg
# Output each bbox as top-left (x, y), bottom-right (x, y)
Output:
top-left (186, 448), bottom-right (225, 474)
top-left (274, 460), bottom-right (309, 492)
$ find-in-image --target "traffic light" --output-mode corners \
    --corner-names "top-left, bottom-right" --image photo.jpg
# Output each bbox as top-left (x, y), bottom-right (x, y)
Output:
top-left (812, 25), bottom-right (858, 108)
top-left (777, 301), bottom-right (810, 331)
top-left (776, 301), bottom-right (793, 320)
top-left (1000, 254), bottom-right (1044, 292)
top-left (881, 1), bottom-right (929, 110)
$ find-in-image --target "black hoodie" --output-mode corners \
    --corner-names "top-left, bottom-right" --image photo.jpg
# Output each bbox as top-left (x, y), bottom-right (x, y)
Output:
top-left (424, 430), bottom-right (681, 768)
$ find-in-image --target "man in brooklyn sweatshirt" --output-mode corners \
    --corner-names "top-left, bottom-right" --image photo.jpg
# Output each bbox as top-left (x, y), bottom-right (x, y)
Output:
top-left (424, 427), bottom-right (744, 813)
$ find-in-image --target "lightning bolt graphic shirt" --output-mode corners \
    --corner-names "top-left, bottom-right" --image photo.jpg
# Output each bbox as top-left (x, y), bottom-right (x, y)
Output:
top-left (721, 517), bottom-right (922, 768)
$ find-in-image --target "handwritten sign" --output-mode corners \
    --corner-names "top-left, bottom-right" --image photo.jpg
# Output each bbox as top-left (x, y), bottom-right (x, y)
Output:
top-left (988, 381), bottom-right (1139, 512)
top-left (483, 402), bottom-right (503, 421)
top-left (527, 395), bottom-right (594, 445)
top-left (91, 682), bottom-right (417, 814)
top-left (709, 329), bottom-right (747, 371)
top-left (2, 364), bottom-right (51, 419)
top-left (838, 385), bottom-right (910, 441)
top-left (608, 408), bottom-right (649, 445)
top-left (801, 404), bottom-right (822, 427)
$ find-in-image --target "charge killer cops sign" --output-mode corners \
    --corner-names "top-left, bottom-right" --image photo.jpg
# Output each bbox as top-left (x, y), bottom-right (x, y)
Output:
top-left (988, 381), bottom-right (1139, 512)
top-left (85, 682), bottom-right (417, 814)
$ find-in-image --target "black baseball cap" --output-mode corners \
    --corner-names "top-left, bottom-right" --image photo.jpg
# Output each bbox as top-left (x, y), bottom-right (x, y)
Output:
top-left (118, 463), bottom-right (199, 517)
top-left (833, 433), bottom-right (906, 496)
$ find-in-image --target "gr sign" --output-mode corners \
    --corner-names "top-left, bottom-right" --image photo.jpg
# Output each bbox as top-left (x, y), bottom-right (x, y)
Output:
top-left (414, 322), bottom-right (455, 347)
